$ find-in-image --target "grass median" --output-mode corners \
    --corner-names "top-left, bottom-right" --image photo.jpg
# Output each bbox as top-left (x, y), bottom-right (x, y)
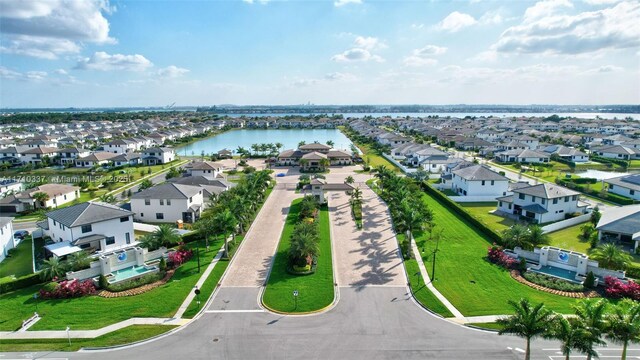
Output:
top-left (262, 199), bottom-right (334, 313)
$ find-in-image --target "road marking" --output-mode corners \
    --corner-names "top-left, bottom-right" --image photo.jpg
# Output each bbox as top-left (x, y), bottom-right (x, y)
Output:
top-left (205, 309), bottom-right (264, 313)
top-left (514, 348), bottom-right (525, 353)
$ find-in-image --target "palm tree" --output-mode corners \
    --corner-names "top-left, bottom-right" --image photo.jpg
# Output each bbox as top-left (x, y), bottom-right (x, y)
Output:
top-left (319, 158), bottom-right (330, 170)
top-left (574, 299), bottom-right (609, 360)
top-left (497, 299), bottom-right (555, 360)
top-left (32, 191), bottom-right (50, 208)
top-left (298, 140), bottom-right (306, 148)
top-left (350, 187), bottom-right (363, 205)
top-left (275, 142), bottom-right (283, 153)
top-left (527, 225), bottom-right (549, 248)
top-left (250, 144), bottom-right (259, 157)
top-left (99, 193), bottom-right (117, 204)
top-left (345, 175), bottom-right (355, 185)
top-left (40, 256), bottom-right (68, 281)
top-left (138, 179), bottom-right (153, 191)
top-left (606, 299), bottom-right (640, 360)
top-left (138, 233), bottom-right (161, 251)
top-left (215, 209), bottom-right (237, 259)
top-left (502, 224), bottom-right (530, 249)
top-left (326, 140), bottom-right (335, 147)
top-left (68, 251), bottom-right (92, 271)
top-left (151, 224), bottom-right (181, 248)
top-left (579, 223), bottom-right (596, 242)
top-left (590, 206), bottom-right (602, 226)
top-left (591, 243), bottom-right (632, 270)
top-left (299, 158), bottom-right (309, 170)
top-left (547, 315), bottom-right (600, 360)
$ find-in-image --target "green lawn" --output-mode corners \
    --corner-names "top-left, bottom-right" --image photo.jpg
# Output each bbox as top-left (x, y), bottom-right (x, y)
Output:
top-left (416, 192), bottom-right (583, 316)
top-left (0, 240), bottom-right (221, 331)
top-left (182, 258), bottom-right (230, 319)
top-left (0, 325), bottom-right (176, 352)
top-left (0, 237), bottom-right (33, 281)
top-left (404, 257), bottom-right (454, 318)
top-left (548, 223), bottom-right (591, 254)
top-left (459, 202), bottom-right (516, 233)
top-left (468, 322), bottom-right (504, 331)
top-left (262, 199), bottom-right (334, 313)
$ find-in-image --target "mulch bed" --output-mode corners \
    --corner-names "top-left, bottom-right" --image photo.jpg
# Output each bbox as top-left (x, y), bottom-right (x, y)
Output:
top-left (97, 270), bottom-right (175, 298)
top-left (510, 270), bottom-right (600, 299)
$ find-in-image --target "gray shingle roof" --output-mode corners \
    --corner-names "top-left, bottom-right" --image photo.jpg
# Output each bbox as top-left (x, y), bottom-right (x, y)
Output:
top-left (605, 174), bottom-right (640, 192)
top-left (596, 204), bottom-right (640, 235)
top-left (46, 202), bottom-right (133, 228)
top-left (131, 183), bottom-right (202, 200)
top-left (0, 216), bottom-right (13, 228)
top-left (452, 165), bottom-right (508, 181)
top-left (513, 183), bottom-right (579, 199)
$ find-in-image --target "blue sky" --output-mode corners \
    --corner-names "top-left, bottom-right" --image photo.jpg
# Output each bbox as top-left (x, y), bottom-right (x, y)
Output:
top-left (0, 0), bottom-right (638, 107)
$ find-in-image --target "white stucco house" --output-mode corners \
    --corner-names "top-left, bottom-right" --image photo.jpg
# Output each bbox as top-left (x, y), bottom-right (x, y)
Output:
top-left (0, 179), bottom-right (24, 197)
top-left (0, 184), bottom-right (80, 213)
top-left (604, 174), bottom-right (640, 201)
top-left (75, 152), bottom-right (118, 168)
top-left (184, 161), bottom-right (224, 180)
top-left (450, 165), bottom-right (509, 197)
top-left (596, 204), bottom-right (640, 252)
top-left (131, 183), bottom-right (204, 224)
top-left (57, 147), bottom-right (91, 165)
top-left (495, 149), bottom-right (550, 164)
top-left (0, 217), bottom-right (15, 263)
top-left (497, 183), bottom-right (587, 223)
top-left (142, 147), bottom-right (175, 165)
top-left (41, 202), bottom-right (135, 257)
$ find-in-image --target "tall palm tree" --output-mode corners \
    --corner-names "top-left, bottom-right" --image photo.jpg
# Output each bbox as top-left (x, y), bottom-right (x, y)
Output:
top-left (502, 224), bottom-right (530, 249)
top-left (350, 187), bottom-right (363, 205)
top-left (591, 243), bottom-right (632, 270)
top-left (98, 193), bottom-right (117, 204)
top-left (345, 175), bottom-right (355, 185)
top-left (298, 140), bottom-right (306, 148)
top-left (319, 158), bottom-right (330, 170)
top-left (547, 315), bottom-right (600, 360)
top-left (606, 299), bottom-right (640, 360)
top-left (215, 209), bottom-right (237, 259)
top-left (40, 257), bottom-right (68, 281)
top-left (32, 191), bottom-right (50, 208)
top-left (497, 299), bottom-right (555, 360)
top-left (397, 198), bottom-right (425, 259)
top-left (527, 225), bottom-right (550, 248)
top-left (68, 251), bottom-right (92, 271)
top-left (275, 142), bottom-right (283, 153)
top-left (326, 140), bottom-right (335, 147)
top-left (574, 299), bottom-right (609, 360)
top-left (250, 144), bottom-right (259, 157)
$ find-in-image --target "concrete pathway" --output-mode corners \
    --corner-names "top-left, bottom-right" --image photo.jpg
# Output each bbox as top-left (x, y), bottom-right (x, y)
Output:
top-left (173, 242), bottom-right (226, 318)
top-left (329, 188), bottom-right (405, 287)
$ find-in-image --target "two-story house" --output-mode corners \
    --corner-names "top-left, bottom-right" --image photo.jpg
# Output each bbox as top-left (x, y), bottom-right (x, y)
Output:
top-left (497, 183), bottom-right (586, 223)
top-left (604, 174), bottom-right (640, 201)
top-left (19, 146), bottom-right (59, 166)
top-left (184, 161), bottom-right (224, 180)
top-left (131, 183), bottom-right (204, 223)
top-left (0, 217), bottom-right (15, 263)
top-left (42, 202), bottom-right (135, 257)
top-left (57, 147), bottom-right (91, 166)
top-left (142, 147), bottom-right (175, 165)
top-left (75, 152), bottom-right (119, 168)
top-left (450, 165), bottom-right (509, 197)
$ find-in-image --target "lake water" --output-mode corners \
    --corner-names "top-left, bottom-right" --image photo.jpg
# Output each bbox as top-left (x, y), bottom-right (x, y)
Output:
top-left (575, 169), bottom-right (630, 180)
top-left (222, 112), bottom-right (639, 120)
top-left (177, 129), bottom-right (355, 155)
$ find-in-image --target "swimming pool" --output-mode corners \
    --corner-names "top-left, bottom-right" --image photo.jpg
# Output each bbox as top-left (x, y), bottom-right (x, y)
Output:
top-left (109, 265), bottom-right (157, 283)
top-left (530, 265), bottom-right (582, 284)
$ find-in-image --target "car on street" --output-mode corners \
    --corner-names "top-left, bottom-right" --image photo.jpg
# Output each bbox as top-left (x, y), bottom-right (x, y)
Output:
top-left (276, 173), bottom-right (286, 177)
top-left (13, 230), bottom-right (29, 240)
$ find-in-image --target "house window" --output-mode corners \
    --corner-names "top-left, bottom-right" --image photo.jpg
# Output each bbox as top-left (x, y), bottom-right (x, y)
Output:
top-left (499, 201), bottom-right (502, 207)
top-left (610, 185), bottom-right (614, 189)
top-left (64, 195), bottom-right (67, 200)
top-left (106, 237), bottom-right (116, 245)
top-left (125, 232), bottom-right (131, 244)
top-left (156, 213), bottom-right (164, 220)
top-left (120, 216), bottom-right (129, 222)
top-left (572, 195), bottom-right (578, 201)
top-left (189, 197), bottom-right (193, 202)
top-left (53, 220), bottom-right (57, 226)
top-left (565, 196), bottom-right (570, 202)
top-left (631, 190), bottom-right (636, 195)
top-left (518, 193), bottom-right (525, 200)
top-left (140, 213), bottom-right (144, 217)
top-left (160, 199), bottom-right (164, 205)
top-left (491, 180), bottom-right (495, 185)
top-left (81, 224), bottom-right (92, 233)
top-left (532, 196), bottom-right (536, 202)
top-left (145, 199), bottom-right (150, 205)
top-left (80, 243), bottom-right (91, 249)
top-left (553, 198), bottom-right (558, 204)
top-left (542, 199), bottom-right (546, 205)
top-left (481, 180), bottom-right (485, 186)
top-left (508, 204), bottom-right (512, 209)
top-left (167, 199), bottom-right (171, 205)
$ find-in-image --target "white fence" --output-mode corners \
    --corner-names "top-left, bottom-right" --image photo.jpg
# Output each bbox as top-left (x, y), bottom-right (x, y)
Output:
top-left (133, 222), bottom-right (160, 233)
top-left (541, 214), bottom-right (590, 234)
top-left (448, 196), bottom-right (500, 203)
top-left (381, 153), bottom-right (417, 174)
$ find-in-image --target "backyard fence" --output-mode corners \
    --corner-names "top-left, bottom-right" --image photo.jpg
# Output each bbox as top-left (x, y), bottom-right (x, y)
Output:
top-left (541, 214), bottom-right (590, 234)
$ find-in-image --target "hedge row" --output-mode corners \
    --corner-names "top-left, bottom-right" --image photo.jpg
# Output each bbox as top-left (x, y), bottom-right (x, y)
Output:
top-left (0, 272), bottom-right (42, 294)
top-left (555, 179), bottom-right (635, 205)
top-left (551, 155), bottom-right (576, 168)
top-left (626, 266), bottom-right (640, 280)
top-left (419, 182), bottom-right (504, 245)
top-left (591, 156), bottom-right (629, 167)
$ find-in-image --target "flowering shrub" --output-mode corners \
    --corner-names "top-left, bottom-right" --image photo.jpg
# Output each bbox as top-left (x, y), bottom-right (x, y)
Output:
top-left (167, 248), bottom-right (193, 267)
top-left (487, 244), bottom-right (518, 270)
top-left (39, 279), bottom-right (96, 299)
top-left (604, 276), bottom-right (640, 301)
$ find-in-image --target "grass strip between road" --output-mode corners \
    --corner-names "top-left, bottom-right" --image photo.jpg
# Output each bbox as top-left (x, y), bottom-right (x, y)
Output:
top-left (0, 325), bottom-right (177, 352)
top-left (262, 199), bottom-right (334, 313)
top-left (404, 257), bottom-right (454, 318)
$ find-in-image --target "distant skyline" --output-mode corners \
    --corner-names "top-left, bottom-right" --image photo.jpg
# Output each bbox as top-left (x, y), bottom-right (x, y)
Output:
top-left (1, 0), bottom-right (639, 108)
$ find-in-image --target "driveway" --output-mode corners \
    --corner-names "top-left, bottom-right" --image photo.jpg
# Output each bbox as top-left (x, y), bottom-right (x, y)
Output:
top-left (329, 188), bottom-right (405, 287)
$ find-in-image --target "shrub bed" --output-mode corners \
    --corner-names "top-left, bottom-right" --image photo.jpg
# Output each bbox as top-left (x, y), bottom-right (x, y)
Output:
top-left (591, 156), bottom-right (629, 167)
top-left (39, 279), bottom-right (97, 299)
top-left (487, 244), bottom-right (517, 269)
top-left (604, 276), bottom-right (640, 300)
top-left (522, 272), bottom-right (585, 292)
top-left (0, 273), bottom-right (41, 294)
top-left (103, 271), bottom-right (166, 293)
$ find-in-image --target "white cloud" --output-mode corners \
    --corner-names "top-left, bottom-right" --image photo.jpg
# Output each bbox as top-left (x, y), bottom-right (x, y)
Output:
top-left (334, 0), bottom-right (362, 7)
top-left (54, 69), bottom-right (68, 75)
top-left (0, 66), bottom-right (23, 80)
top-left (438, 63), bottom-right (580, 84)
top-left (331, 48), bottom-right (383, 62)
top-left (403, 56), bottom-right (438, 67)
top-left (324, 72), bottom-right (357, 81)
top-left (436, 11), bottom-right (477, 32)
top-left (479, 10), bottom-right (503, 25)
top-left (0, 66), bottom-right (47, 81)
top-left (582, 65), bottom-right (624, 74)
top-left (411, 23), bottom-right (425, 30)
top-left (75, 52), bottom-right (153, 71)
top-left (25, 71), bottom-right (47, 81)
top-left (469, 50), bottom-right (499, 62)
top-left (402, 45), bottom-right (446, 67)
top-left (157, 65), bottom-right (190, 78)
top-left (289, 72), bottom-right (356, 88)
top-left (494, 1), bottom-right (640, 55)
top-left (242, 0), bottom-right (270, 4)
top-left (413, 45), bottom-right (447, 56)
top-left (354, 36), bottom-right (386, 50)
top-left (583, 0), bottom-right (621, 4)
top-left (0, 0), bottom-right (115, 59)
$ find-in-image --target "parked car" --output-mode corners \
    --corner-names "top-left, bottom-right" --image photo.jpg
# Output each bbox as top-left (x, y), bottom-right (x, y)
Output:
top-left (276, 173), bottom-right (286, 177)
top-left (13, 230), bottom-right (29, 240)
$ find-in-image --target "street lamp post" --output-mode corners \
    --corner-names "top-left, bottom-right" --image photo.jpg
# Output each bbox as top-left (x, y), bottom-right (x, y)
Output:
top-left (293, 290), bottom-right (299, 310)
top-left (194, 287), bottom-right (201, 309)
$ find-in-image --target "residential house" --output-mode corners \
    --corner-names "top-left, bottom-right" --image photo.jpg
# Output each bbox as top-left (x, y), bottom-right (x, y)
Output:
top-left (541, 145), bottom-right (589, 163)
top-left (0, 217), bottom-right (15, 263)
top-left (596, 204), bottom-right (640, 252)
top-left (42, 202), bottom-right (135, 257)
top-left (495, 149), bottom-right (550, 164)
top-left (104, 139), bottom-right (137, 154)
top-left (112, 153), bottom-right (142, 167)
top-left (277, 143), bottom-right (352, 169)
top-left (0, 147), bottom-right (23, 166)
top-left (184, 161), bottom-right (224, 180)
top-left (591, 145), bottom-right (637, 161)
top-left (75, 152), bottom-right (118, 167)
top-left (57, 147), bottom-right (91, 165)
top-left (20, 146), bottom-right (59, 165)
top-left (604, 174), bottom-right (640, 201)
top-left (0, 179), bottom-right (23, 196)
top-left (0, 184), bottom-right (80, 213)
top-left (450, 165), bottom-right (509, 197)
top-left (496, 183), bottom-right (586, 223)
top-left (131, 183), bottom-right (204, 223)
top-left (142, 147), bottom-right (175, 165)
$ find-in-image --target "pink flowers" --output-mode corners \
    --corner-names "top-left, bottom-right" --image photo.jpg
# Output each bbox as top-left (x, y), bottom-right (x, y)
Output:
top-left (167, 248), bottom-right (193, 267)
top-left (39, 279), bottom-right (96, 299)
top-left (487, 244), bottom-right (518, 270)
top-left (604, 276), bottom-right (640, 301)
